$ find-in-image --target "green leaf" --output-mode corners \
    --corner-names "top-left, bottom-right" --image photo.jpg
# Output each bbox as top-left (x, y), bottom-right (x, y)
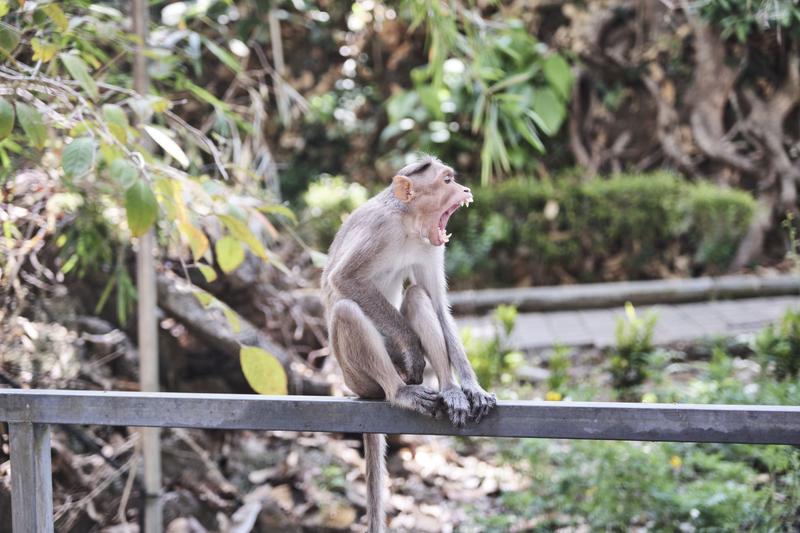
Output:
top-left (259, 204), bottom-right (297, 224)
top-left (178, 222), bottom-right (209, 261)
top-left (15, 102), bottom-right (46, 148)
top-left (184, 81), bottom-right (232, 113)
top-left (0, 21), bottom-right (20, 54)
top-left (543, 54), bottom-right (573, 101)
top-left (222, 306), bottom-right (241, 334)
top-left (60, 53), bottom-right (98, 99)
top-left (240, 345), bottom-right (288, 395)
top-left (218, 214), bottom-right (268, 260)
top-left (62, 137), bottom-right (96, 177)
top-left (31, 38), bottom-right (59, 62)
top-left (531, 88), bottom-right (566, 136)
top-left (42, 4), bottom-right (69, 33)
top-left (125, 179), bottom-right (158, 237)
top-left (193, 289), bottom-right (214, 307)
top-left (0, 98), bottom-right (14, 140)
top-left (215, 235), bottom-right (245, 273)
top-left (143, 125), bottom-right (190, 168)
top-left (204, 39), bottom-right (241, 73)
top-left (102, 103), bottom-right (129, 143)
top-left (309, 250), bottom-right (328, 268)
top-left (195, 263), bottom-right (217, 283)
top-left (109, 158), bottom-right (139, 189)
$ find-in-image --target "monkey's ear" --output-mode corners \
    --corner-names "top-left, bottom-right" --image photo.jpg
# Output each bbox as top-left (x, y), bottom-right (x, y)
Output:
top-left (392, 175), bottom-right (415, 203)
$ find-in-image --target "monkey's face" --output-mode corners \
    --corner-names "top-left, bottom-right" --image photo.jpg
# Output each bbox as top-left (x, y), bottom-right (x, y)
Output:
top-left (392, 161), bottom-right (473, 246)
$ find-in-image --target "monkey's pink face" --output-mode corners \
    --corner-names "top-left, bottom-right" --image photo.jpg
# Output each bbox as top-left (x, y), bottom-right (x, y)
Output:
top-left (426, 170), bottom-right (473, 246)
top-left (393, 164), bottom-right (473, 246)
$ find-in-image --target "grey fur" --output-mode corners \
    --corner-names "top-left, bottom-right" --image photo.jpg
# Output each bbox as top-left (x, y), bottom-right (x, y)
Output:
top-left (321, 158), bottom-right (496, 532)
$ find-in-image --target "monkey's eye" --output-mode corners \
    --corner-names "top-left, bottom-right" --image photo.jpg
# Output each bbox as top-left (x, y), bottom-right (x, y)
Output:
top-left (444, 176), bottom-right (452, 184)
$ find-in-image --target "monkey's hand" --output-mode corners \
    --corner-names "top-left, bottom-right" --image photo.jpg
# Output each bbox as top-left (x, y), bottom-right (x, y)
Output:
top-left (461, 380), bottom-right (497, 423)
top-left (439, 386), bottom-right (469, 427)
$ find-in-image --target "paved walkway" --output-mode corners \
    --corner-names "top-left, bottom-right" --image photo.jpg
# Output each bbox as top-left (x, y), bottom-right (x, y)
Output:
top-left (456, 296), bottom-right (800, 350)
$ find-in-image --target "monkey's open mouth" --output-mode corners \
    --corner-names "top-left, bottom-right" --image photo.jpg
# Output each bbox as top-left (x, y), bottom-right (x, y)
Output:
top-left (436, 197), bottom-right (473, 244)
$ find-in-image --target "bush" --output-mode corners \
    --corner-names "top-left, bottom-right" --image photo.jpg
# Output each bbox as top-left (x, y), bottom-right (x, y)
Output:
top-left (462, 304), bottom-right (524, 388)
top-left (545, 344), bottom-right (571, 400)
top-left (300, 175), bottom-right (368, 249)
top-left (445, 172), bottom-right (756, 286)
top-left (755, 307), bottom-right (800, 380)
top-left (485, 438), bottom-right (799, 532)
top-left (609, 302), bottom-right (658, 400)
top-left (478, 327), bottom-right (800, 533)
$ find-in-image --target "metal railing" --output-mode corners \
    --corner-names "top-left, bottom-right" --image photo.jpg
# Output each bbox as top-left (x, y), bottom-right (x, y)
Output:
top-left (2, 389), bottom-right (799, 532)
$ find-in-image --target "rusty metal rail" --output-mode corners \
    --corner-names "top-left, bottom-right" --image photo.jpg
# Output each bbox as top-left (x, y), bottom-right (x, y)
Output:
top-left (2, 389), bottom-right (799, 532)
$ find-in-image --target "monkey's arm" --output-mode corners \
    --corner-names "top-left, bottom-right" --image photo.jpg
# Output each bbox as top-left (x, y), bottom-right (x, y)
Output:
top-left (328, 239), bottom-right (425, 380)
top-left (413, 260), bottom-right (496, 421)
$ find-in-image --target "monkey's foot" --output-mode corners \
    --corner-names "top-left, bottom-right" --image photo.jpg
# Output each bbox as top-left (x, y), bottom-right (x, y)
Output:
top-left (462, 383), bottom-right (497, 423)
top-left (394, 385), bottom-right (439, 417)
top-left (439, 387), bottom-right (469, 427)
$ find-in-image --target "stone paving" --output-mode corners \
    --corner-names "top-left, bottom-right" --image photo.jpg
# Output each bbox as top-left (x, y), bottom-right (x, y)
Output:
top-left (456, 296), bottom-right (800, 350)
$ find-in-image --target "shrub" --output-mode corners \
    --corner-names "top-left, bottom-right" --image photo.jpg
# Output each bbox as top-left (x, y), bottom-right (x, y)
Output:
top-left (462, 304), bottom-right (523, 388)
top-left (300, 175), bottom-right (368, 248)
top-left (684, 183), bottom-right (756, 269)
top-left (609, 302), bottom-right (658, 400)
top-left (754, 307), bottom-right (800, 381)
top-left (445, 172), bottom-right (756, 286)
top-left (545, 344), bottom-right (571, 400)
top-left (485, 438), bottom-right (799, 532)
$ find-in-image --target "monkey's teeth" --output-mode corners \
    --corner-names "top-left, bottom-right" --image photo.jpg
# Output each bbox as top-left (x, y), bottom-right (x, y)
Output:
top-left (446, 232), bottom-right (452, 239)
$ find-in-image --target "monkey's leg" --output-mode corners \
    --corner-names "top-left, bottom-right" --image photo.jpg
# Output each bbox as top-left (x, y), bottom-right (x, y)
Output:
top-left (330, 299), bottom-right (439, 416)
top-left (401, 286), bottom-right (470, 426)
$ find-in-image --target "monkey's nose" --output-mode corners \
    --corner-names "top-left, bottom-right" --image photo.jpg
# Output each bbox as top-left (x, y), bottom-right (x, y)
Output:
top-left (463, 187), bottom-right (470, 193)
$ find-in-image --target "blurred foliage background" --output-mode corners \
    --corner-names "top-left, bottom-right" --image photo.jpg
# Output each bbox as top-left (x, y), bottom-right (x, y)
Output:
top-left (1, 0), bottom-right (800, 531)
top-left (2, 0), bottom-right (799, 301)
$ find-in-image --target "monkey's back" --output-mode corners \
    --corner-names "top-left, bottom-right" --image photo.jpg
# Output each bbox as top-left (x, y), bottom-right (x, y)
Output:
top-left (320, 188), bottom-right (400, 322)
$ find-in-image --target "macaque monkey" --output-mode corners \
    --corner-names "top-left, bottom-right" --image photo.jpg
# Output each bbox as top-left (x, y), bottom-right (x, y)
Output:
top-left (321, 156), bottom-right (496, 532)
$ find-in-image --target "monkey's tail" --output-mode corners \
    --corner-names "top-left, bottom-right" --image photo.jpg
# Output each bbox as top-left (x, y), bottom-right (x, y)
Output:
top-left (364, 432), bottom-right (387, 533)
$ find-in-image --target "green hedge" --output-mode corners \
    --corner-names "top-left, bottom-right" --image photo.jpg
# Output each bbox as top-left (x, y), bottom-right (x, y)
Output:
top-left (445, 172), bottom-right (756, 286)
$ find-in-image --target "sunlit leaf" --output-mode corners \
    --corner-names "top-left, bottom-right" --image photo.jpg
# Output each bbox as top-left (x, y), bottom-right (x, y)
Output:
top-left (222, 306), bottom-right (241, 334)
top-left (218, 214), bottom-right (268, 260)
top-left (31, 38), bottom-right (59, 63)
top-left (259, 204), bottom-right (297, 224)
top-left (240, 345), bottom-right (288, 395)
top-left (0, 98), bottom-right (14, 140)
top-left (143, 125), bottom-right (190, 168)
top-left (195, 263), bottom-right (217, 283)
top-left (42, 4), bottom-right (68, 33)
top-left (309, 250), bottom-right (328, 268)
top-left (150, 97), bottom-right (171, 113)
top-left (193, 289), bottom-right (214, 307)
top-left (60, 53), bottom-right (98, 99)
top-left (15, 102), bottom-right (46, 148)
top-left (215, 235), bottom-right (245, 273)
top-left (0, 1), bottom-right (9, 18)
top-left (179, 222), bottom-right (209, 261)
top-left (62, 137), bottom-right (96, 177)
top-left (125, 179), bottom-right (158, 237)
